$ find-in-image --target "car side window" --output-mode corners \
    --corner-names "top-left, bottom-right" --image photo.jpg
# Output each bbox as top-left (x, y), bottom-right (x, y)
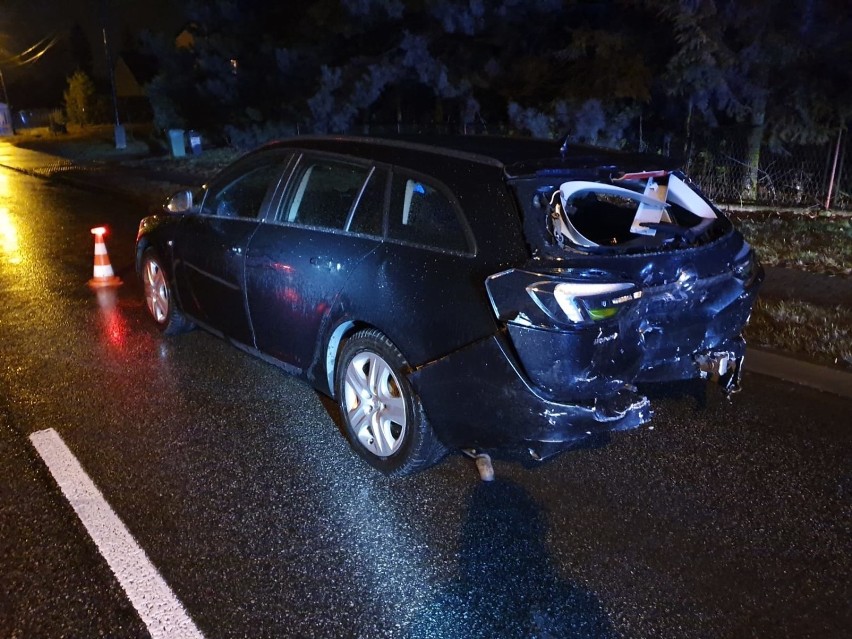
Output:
top-left (203, 158), bottom-right (287, 219)
top-left (281, 159), bottom-right (371, 230)
top-left (387, 172), bottom-right (468, 252)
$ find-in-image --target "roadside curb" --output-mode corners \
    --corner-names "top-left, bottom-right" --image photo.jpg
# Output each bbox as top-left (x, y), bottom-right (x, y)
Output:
top-left (0, 160), bottom-right (153, 208)
top-left (747, 348), bottom-right (852, 398)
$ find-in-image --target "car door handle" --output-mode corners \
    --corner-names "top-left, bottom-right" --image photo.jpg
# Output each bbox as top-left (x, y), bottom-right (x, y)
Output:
top-left (310, 257), bottom-right (343, 272)
top-left (310, 256), bottom-right (333, 270)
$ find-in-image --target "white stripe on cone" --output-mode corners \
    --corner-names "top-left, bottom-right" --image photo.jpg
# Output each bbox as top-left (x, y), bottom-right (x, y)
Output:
top-left (88, 231), bottom-right (121, 288)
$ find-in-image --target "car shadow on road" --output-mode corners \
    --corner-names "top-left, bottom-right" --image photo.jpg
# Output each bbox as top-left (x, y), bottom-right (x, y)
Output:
top-left (409, 478), bottom-right (615, 639)
top-left (641, 378), bottom-right (711, 411)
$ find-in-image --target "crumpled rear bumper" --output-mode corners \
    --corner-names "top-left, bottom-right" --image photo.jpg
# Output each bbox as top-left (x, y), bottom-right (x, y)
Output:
top-left (503, 266), bottom-right (763, 402)
top-left (409, 333), bottom-right (652, 457)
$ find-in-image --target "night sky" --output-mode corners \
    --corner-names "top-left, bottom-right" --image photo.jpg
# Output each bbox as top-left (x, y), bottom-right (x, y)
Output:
top-left (2, 0), bottom-right (182, 96)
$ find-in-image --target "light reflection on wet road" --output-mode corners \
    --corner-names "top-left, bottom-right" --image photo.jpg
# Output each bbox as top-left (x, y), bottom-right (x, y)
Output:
top-left (0, 158), bottom-right (850, 638)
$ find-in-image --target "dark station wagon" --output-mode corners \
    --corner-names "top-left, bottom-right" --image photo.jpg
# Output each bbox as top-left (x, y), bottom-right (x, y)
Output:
top-left (136, 135), bottom-right (763, 475)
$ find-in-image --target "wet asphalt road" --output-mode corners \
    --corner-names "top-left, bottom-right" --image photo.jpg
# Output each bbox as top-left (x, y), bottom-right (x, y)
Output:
top-left (0, 162), bottom-right (850, 638)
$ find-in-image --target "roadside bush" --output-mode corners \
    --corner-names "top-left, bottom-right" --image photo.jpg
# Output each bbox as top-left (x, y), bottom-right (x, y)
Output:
top-left (223, 121), bottom-right (299, 150)
top-left (48, 109), bottom-right (67, 134)
top-left (63, 71), bottom-right (97, 127)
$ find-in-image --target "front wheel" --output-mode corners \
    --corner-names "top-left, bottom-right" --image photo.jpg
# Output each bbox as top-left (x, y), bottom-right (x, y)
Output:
top-left (335, 329), bottom-right (446, 476)
top-left (141, 249), bottom-right (193, 335)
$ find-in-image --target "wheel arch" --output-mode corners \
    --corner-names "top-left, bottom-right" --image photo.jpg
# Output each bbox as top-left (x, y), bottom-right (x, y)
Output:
top-left (324, 319), bottom-right (380, 397)
top-left (135, 237), bottom-right (152, 277)
top-left (137, 239), bottom-right (177, 288)
top-left (331, 324), bottom-right (448, 475)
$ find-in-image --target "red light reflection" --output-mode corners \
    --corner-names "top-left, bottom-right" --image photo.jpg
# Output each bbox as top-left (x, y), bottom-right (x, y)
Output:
top-left (95, 288), bottom-right (129, 350)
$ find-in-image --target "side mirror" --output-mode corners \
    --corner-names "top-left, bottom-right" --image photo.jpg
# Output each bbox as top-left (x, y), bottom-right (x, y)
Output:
top-left (164, 190), bottom-right (194, 214)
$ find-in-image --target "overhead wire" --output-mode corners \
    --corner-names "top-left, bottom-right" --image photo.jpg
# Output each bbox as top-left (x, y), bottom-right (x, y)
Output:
top-left (0, 35), bottom-right (59, 67)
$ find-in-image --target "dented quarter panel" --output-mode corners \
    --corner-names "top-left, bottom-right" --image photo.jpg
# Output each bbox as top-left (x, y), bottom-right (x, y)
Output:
top-left (409, 332), bottom-right (651, 452)
top-left (321, 240), bottom-right (499, 370)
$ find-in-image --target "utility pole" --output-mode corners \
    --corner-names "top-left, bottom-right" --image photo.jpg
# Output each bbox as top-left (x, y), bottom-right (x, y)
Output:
top-left (100, 0), bottom-right (126, 149)
top-left (0, 68), bottom-right (8, 104)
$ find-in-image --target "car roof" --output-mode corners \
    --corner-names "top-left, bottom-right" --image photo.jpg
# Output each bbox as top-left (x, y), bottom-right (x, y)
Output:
top-left (262, 135), bottom-right (679, 179)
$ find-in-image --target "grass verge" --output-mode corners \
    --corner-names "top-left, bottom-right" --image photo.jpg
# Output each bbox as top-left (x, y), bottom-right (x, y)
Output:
top-left (745, 298), bottom-right (852, 368)
top-left (731, 212), bottom-right (851, 276)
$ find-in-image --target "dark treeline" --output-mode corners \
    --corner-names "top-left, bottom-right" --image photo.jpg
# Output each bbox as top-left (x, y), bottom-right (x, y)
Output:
top-left (139, 0), bottom-right (850, 158)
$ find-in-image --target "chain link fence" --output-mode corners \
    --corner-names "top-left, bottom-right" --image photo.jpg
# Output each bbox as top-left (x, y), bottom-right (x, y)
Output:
top-left (678, 127), bottom-right (849, 211)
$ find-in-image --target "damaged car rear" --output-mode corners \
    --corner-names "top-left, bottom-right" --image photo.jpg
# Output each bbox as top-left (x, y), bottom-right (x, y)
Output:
top-left (137, 135), bottom-right (762, 476)
top-left (480, 162), bottom-right (763, 461)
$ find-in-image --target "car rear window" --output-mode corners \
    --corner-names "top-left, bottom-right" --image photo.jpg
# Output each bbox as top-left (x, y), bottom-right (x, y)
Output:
top-left (387, 172), bottom-right (468, 253)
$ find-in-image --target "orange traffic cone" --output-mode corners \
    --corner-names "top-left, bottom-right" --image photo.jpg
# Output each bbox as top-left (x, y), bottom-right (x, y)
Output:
top-left (88, 226), bottom-right (122, 288)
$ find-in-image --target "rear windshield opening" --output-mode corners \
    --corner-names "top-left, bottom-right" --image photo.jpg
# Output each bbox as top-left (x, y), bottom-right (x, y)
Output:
top-left (545, 172), bottom-right (727, 252)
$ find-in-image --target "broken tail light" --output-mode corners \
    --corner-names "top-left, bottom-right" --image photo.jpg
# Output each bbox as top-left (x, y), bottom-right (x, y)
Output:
top-left (530, 280), bottom-right (641, 323)
top-left (486, 269), bottom-right (642, 328)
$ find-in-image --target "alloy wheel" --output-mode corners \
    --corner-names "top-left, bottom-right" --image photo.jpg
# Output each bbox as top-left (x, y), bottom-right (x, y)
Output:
top-left (343, 351), bottom-right (407, 457)
top-left (144, 257), bottom-right (169, 324)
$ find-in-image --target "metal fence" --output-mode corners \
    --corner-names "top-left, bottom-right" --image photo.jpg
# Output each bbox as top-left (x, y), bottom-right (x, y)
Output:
top-left (679, 129), bottom-right (849, 211)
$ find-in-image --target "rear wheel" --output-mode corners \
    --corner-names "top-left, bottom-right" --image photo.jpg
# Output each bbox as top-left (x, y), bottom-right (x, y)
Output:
top-left (335, 329), bottom-right (446, 476)
top-left (141, 249), bottom-right (193, 335)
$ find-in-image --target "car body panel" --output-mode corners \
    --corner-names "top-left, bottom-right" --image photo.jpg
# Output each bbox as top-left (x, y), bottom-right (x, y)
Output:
top-left (329, 241), bottom-right (499, 366)
top-left (487, 231), bottom-right (762, 402)
top-left (245, 223), bottom-right (380, 370)
top-left (172, 215), bottom-right (259, 345)
top-left (409, 332), bottom-right (651, 457)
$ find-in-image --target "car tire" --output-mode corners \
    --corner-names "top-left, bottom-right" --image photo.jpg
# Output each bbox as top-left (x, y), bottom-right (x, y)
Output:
top-left (335, 329), bottom-right (446, 476)
top-left (141, 249), bottom-right (193, 335)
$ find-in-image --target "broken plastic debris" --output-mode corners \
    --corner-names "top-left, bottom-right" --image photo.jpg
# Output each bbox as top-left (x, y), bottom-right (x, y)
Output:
top-left (630, 177), bottom-right (669, 236)
top-left (462, 449), bottom-right (495, 481)
top-left (554, 174), bottom-right (719, 249)
top-left (475, 453), bottom-right (495, 482)
top-left (559, 180), bottom-right (667, 210)
top-left (666, 174), bottom-right (717, 219)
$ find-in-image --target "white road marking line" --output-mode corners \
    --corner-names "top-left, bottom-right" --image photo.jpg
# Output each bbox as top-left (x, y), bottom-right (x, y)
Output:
top-left (29, 428), bottom-right (204, 639)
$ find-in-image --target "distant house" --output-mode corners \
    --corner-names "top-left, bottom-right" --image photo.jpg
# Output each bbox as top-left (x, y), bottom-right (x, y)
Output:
top-left (175, 26), bottom-right (195, 50)
top-left (114, 51), bottom-right (158, 122)
top-left (115, 57), bottom-right (145, 98)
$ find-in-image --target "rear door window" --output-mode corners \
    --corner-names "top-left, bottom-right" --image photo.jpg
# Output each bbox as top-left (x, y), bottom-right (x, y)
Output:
top-left (387, 172), bottom-right (469, 253)
top-left (347, 167), bottom-right (387, 237)
top-left (280, 158), bottom-right (372, 230)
